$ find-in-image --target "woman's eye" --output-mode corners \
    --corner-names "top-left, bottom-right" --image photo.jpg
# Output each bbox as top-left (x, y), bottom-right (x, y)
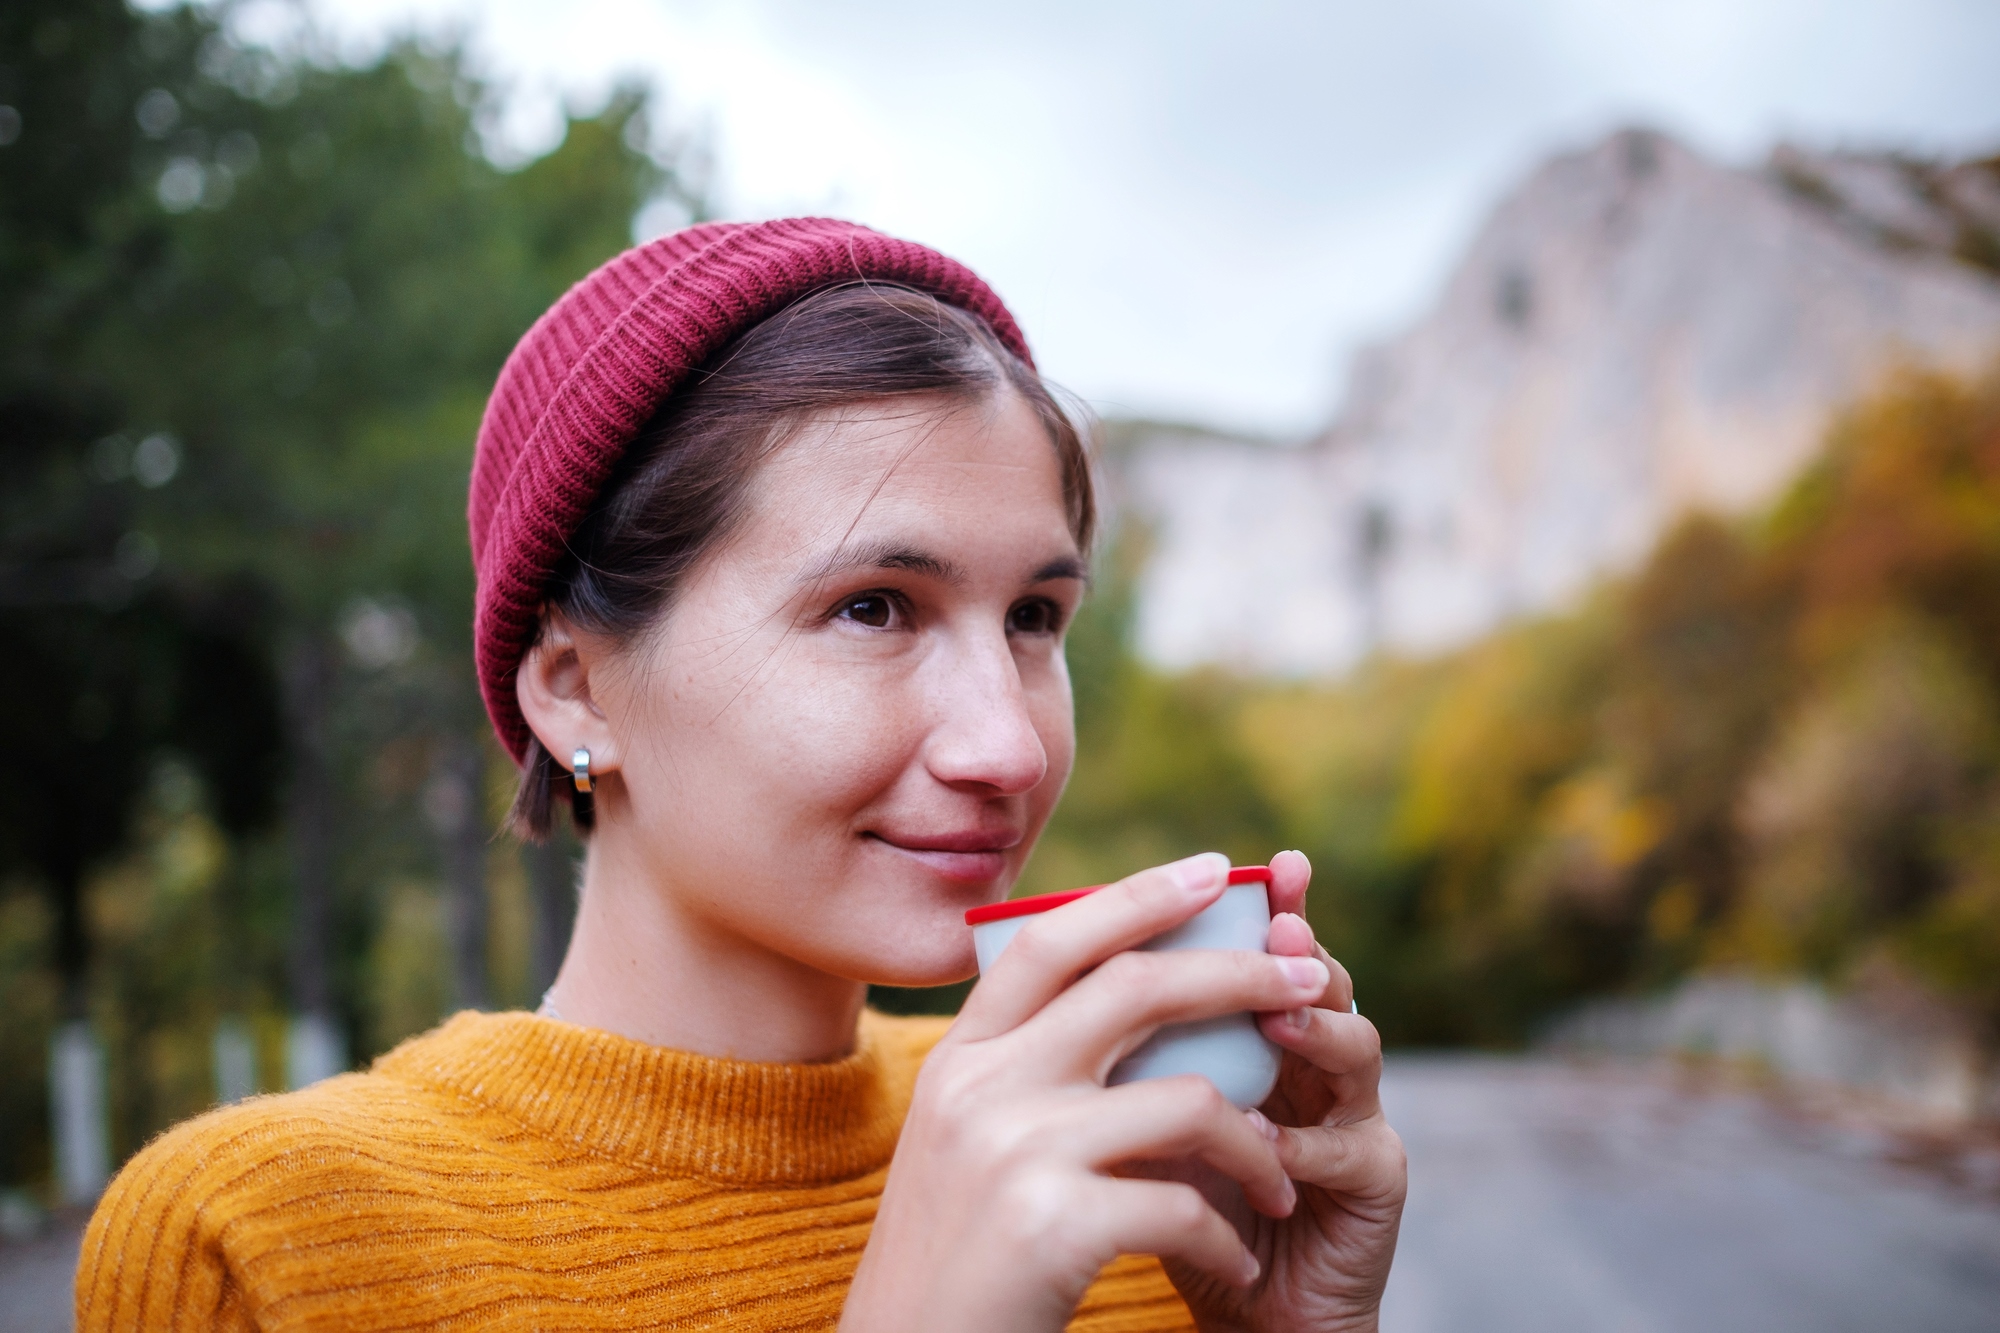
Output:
top-left (1008, 599), bottom-right (1061, 635)
top-left (838, 594), bottom-right (895, 628)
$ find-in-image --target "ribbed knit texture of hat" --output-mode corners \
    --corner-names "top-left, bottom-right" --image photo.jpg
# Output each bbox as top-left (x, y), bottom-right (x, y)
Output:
top-left (467, 218), bottom-right (1033, 765)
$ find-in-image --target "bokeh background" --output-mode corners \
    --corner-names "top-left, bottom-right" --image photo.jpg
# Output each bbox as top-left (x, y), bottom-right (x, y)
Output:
top-left (4, 1), bottom-right (2000, 1328)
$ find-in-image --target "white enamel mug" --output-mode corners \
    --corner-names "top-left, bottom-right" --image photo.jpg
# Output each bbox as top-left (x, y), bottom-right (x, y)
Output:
top-left (965, 865), bottom-right (1284, 1109)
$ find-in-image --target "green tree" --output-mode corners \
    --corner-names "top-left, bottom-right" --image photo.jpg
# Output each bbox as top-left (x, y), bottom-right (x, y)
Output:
top-left (2, 0), bottom-right (704, 1190)
top-left (103, 13), bottom-right (695, 1074)
top-left (0, 0), bottom-right (288, 1191)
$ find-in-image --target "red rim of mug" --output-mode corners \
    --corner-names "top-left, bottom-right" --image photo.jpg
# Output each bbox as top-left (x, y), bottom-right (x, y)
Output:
top-left (964, 865), bottom-right (1273, 926)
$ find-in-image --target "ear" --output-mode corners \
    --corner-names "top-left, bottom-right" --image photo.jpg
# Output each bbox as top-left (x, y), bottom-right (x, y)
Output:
top-left (515, 614), bottom-right (622, 778)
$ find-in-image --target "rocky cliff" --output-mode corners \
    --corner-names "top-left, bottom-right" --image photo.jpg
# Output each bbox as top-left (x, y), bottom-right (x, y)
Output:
top-left (1121, 129), bottom-right (2000, 675)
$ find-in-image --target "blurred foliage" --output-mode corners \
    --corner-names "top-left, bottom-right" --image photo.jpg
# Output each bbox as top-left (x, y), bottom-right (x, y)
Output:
top-left (1, 0), bottom-right (695, 1193)
top-left (1018, 363), bottom-right (2000, 1050)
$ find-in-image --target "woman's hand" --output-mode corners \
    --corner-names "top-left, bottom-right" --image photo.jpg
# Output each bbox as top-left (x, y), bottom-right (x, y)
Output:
top-left (842, 852), bottom-right (1331, 1333)
top-left (1162, 849), bottom-right (1407, 1333)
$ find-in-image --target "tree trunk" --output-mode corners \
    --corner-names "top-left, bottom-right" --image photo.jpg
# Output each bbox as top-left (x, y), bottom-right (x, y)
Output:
top-left (428, 733), bottom-right (490, 1012)
top-left (283, 632), bottom-right (343, 1085)
top-left (51, 857), bottom-right (88, 1022)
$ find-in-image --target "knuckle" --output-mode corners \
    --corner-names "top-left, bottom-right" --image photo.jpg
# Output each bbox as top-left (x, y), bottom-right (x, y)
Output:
top-left (917, 1057), bottom-right (995, 1131)
top-left (917, 1054), bottom-right (972, 1103)
top-left (1371, 1124), bottom-right (1408, 1175)
top-left (1158, 1182), bottom-right (1210, 1231)
top-left (1387, 1138), bottom-right (1409, 1180)
top-left (1097, 949), bottom-right (1158, 991)
top-left (1181, 1076), bottom-right (1230, 1122)
top-left (1117, 864), bottom-right (1180, 903)
top-left (992, 1170), bottom-right (1065, 1244)
top-left (1002, 922), bottom-right (1064, 972)
top-left (1355, 1133), bottom-right (1408, 1202)
top-left (1307, 1126), bottom-right (1353, 1171)
top-left (1153, 1074), bottom-right (1229, 1131)
top-left (1247, 950), bottom-right (1292, 988)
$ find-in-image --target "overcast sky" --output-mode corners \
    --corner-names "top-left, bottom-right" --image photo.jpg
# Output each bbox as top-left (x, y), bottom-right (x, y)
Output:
top-left (288, 0), bottom-right (2000, 435)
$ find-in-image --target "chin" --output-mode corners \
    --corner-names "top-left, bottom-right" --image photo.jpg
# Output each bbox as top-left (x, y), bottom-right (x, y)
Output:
top-left (857, 944), bottom-right (979, 990)
top-left (877, 960), bottom-right (979, 989)
top-left (836, 926), bottom-right (979, 990)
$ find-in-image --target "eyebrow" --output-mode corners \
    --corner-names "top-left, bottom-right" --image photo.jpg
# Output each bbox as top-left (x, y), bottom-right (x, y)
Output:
top-left (1031, 555), bottom-right (1089, 584)
top-left (798, 541), bottom-right (966, 587)
top-left (796, 542), bottom-right (1088, 589)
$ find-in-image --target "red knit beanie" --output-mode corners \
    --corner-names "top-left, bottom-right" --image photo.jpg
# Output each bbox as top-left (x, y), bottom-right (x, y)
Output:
top-left (467, 218), bottom-right (1034, 765)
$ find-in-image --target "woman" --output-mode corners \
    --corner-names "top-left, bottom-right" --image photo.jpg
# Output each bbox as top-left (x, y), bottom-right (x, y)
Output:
top-left (78, 219), bottom-right (1405, 1331)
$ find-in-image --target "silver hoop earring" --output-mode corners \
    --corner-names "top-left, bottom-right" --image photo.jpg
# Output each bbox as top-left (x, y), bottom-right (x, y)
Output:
top-left (571, 747), bottom-right (592, 794)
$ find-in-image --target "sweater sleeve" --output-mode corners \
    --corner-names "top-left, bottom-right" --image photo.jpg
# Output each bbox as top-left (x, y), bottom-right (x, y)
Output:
top-left (75, 1111), bottom-right (259, 1332)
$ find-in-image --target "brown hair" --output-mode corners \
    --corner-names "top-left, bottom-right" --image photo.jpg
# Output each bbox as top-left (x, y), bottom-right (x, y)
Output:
top-left (510, 282), bottom-right (1095, 840)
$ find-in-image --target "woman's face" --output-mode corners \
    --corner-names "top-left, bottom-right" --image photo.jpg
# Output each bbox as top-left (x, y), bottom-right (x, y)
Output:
top-left (585, 390), bottom-right (1083, 987)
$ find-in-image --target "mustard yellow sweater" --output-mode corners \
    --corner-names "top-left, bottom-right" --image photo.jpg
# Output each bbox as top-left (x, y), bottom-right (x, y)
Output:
top-left (76, 1010), bottom-right (1193, 1331)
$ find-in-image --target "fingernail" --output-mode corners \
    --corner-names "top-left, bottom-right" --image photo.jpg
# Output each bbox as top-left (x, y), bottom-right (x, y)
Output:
top-left (1285, 1006), bottom-right (1311, 1031)
top-left (1246, 1108), bottom-right (1280, 1143)
top-left (1238, 1252), bottom-right (1261, 1285)
top-left (1276, 956), bottom-right (1327, 990)
top-left (1170, 851), bottom-right (1229, 894)
top-left (1280, 1175), bottom-right (1297, 1214)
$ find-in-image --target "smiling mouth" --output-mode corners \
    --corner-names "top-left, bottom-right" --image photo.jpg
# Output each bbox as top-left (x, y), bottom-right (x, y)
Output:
top-left (865, 832), bottom-right (1020, 884)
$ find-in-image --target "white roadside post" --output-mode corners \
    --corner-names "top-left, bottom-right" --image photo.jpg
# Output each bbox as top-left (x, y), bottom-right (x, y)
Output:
top-left (285, 1012), bottom-right (346, 1090)
top-left (213, 1017), bottom-right (257, 1104)
top-left (50, 1021), bottom-right (109, 1206)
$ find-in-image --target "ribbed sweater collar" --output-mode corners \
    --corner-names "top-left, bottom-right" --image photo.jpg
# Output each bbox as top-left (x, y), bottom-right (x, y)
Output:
top-left (372, 1010), bottom-right (906, 1186)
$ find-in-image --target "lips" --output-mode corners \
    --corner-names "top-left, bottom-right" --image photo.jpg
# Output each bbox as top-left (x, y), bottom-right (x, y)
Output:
top-left (866, 829), bottom-right (1021, 884)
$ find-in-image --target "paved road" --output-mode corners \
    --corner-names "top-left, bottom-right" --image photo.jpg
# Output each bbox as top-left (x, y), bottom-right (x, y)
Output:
top-left (0, 1214), bottom-right (80, 1333)
top-left (6, 1057), bottom-right (1998, 1331)
top-left (1380, 1055), bottom-right (2000, 1333)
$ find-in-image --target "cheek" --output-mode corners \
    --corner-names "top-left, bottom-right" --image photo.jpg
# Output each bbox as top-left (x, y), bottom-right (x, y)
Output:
top-left (624, 645), bottom-right (924, 830)
top-left (1025, 659), bottom-right (1077, 808)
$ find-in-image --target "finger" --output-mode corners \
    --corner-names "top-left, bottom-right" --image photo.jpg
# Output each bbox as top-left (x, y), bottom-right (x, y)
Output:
top-left (953, 852), bottom-right (1230, 1042)
top-left (1267, 849), bottom-right (1311, 918)
top-left (1023, 946), bottom-right (1329, 1077)
top-left (1093, 1178), bottom-right (1261, 1288)
top-left (1266, 914), bottom-right (1353, 1013)
top-left (1054, 1077), bottom-right (1295, 1218)
top-left (1256, 1005), bottom-right (1383, 1119)
top-left (1269, 1119), bottom-right (1407, 1208)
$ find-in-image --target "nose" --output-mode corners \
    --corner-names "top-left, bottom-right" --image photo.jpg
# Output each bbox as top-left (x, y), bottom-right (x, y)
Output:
top-left (921, 627), bottom-right (1049, 797)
